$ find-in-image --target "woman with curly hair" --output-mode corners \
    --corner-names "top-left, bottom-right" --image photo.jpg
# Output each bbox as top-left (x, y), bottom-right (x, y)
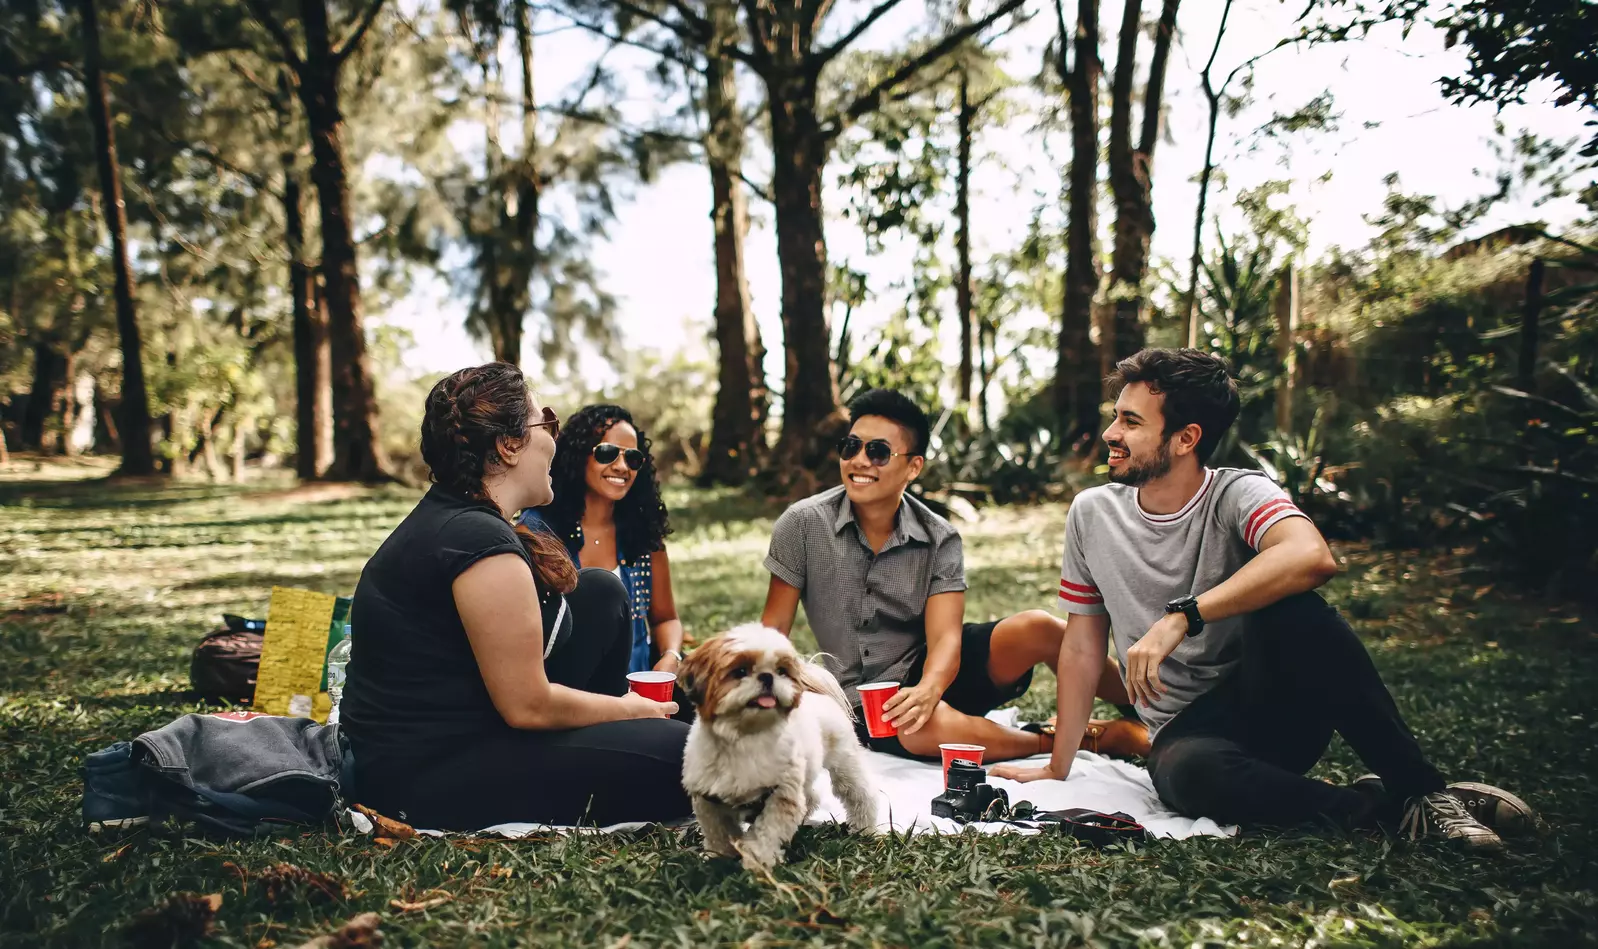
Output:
top-left (342, 364), bottom-right (690, 830)
top-left (519, 404), bottom-right (685, 678)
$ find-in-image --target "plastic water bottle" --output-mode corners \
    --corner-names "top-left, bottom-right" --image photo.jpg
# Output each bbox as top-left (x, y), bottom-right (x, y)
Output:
top-left (326, 622), bottom-right (352, 724)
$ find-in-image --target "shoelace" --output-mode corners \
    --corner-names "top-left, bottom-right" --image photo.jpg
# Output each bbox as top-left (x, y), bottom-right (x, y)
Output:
top-left (1400, 792), bottom-right (1477, 840)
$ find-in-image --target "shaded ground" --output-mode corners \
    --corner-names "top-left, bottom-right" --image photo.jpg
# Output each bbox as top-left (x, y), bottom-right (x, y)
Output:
top-left (1, 459), bottom-right (1594, 947)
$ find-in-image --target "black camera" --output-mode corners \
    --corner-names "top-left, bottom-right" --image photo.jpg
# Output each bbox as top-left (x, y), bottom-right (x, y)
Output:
top-left (931, 759), bottom-right (1010, 822)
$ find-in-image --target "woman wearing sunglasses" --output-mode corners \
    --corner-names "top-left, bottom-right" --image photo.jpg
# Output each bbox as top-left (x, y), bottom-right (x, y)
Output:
top-left (519, 404), bottom-right (685, 680)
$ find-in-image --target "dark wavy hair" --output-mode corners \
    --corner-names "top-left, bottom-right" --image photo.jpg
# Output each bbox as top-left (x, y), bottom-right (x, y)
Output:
top-left (848, 388), bottom-right (931, 455)
top-left (1110, 348), bottom-right (1240, 463)
top-left (539, 404), bottom-right (671, 559)
top-left (420, 362), bottom-right (578, 593)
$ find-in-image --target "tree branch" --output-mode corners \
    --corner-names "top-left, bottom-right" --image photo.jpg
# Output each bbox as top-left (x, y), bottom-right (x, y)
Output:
top-left (243, 0), bottom-right (304, 73)
top-left (810, 0), bottom-right (906, 70)
top-left (825, 0), bottom-right (1026, 137)
top-left (334, 0), bottom-right (389, 63)
top-left (662, 0), bottom-right (712, 38)
top-left (557, 11), bottom-right (696, 69)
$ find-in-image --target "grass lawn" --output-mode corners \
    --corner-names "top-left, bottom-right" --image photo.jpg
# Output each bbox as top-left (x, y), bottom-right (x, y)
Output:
top-left (2, 457), bottom-right (1595, 947)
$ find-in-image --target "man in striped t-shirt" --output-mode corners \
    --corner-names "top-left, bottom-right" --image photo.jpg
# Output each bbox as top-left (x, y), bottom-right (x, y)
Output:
top-left (995, 349), bottom-right (1533, 850)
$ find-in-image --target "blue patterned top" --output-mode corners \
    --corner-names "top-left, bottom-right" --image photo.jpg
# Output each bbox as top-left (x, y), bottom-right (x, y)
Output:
top-left (516, 508), bottom-right (654, 673)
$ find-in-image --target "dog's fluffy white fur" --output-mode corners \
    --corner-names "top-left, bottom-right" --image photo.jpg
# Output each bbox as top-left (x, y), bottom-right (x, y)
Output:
top-left (678, 624), bottom-right (878, 871)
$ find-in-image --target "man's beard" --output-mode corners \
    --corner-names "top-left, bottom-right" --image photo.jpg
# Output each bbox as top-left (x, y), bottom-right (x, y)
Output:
top-left (1107, 437), bottom-right (1173, 487)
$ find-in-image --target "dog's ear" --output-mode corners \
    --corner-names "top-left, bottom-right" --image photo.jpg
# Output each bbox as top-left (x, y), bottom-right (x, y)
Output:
top-left (677, 641), bottom-right (715, 710)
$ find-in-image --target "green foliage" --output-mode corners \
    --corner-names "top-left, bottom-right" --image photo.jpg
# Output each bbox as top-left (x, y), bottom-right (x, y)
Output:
top-left (1, 466), bottom-right (1596, 946)
top-left (1299, 0), bottom-right (1598, 153)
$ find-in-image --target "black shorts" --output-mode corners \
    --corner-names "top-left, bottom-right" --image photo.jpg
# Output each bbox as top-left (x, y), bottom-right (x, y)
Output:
top-left (852, 619), bottom-right (1034, 760)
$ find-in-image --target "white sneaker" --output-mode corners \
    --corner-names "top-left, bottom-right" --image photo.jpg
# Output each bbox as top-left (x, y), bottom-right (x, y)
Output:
top-left (1400, 791), bottom-right (1503, 851)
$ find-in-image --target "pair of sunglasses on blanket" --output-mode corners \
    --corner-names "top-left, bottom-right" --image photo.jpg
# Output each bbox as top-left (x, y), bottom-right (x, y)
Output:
top-left (976, 799), bottom-right (1149, 847)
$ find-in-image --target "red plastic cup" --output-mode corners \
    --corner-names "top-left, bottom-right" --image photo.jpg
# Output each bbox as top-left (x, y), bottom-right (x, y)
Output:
top-left (857, 681), bottom-right (900, 738)
top-left (627, 671), bottom-right (676, 703)
top-left (940, 743), bottom-right (985, 783)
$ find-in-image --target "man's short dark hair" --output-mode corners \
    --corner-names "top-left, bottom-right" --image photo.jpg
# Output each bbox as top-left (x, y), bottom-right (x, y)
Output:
top-left (1111, 349), bottom-right (1240, 463)
top-left (847, 389), bottom-right (931, 456)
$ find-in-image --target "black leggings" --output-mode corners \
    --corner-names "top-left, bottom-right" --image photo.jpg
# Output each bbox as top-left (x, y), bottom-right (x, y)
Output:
top-left (1147, 591), bottom-right (1445, 829)
top-left (396, 568), bottom-right (691, 830)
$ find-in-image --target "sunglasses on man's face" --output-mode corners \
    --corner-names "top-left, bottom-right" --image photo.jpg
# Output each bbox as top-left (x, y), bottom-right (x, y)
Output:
top-left (838, 435), bottom-right (912, 467)
top-left (593, 442), bottom-right (646, 471)
top-left (527, 406), bottom-right (560, 440)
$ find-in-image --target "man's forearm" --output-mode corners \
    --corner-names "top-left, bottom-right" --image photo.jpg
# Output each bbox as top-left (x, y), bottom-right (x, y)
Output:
top-left (1196, 540), bottom-right (1334, 625)
top-left (1047, 632), bottom-right (1104, 777)
top-left (920, 626), bottom-right (962, 691)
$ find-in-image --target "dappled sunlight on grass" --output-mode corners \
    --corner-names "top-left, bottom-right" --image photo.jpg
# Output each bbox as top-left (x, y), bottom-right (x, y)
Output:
top-left (1, 463), bottom-right (1595, 946)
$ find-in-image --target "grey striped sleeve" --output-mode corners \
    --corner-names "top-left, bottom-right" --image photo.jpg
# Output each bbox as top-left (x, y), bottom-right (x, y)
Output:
top-left (763, 506), bottom-right (808, 589)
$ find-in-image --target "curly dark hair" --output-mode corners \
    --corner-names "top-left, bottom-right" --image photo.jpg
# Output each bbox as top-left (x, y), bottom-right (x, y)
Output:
top-left (420, 362), bottom-right (578, 593)
top-left (1110, 348), bottom-right (1240, 463)
top-left (538, 404), bottom-right (672, 559)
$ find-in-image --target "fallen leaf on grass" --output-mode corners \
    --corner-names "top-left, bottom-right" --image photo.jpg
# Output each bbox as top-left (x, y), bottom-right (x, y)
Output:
top-left (603, 936), bottom-right (631, 949)
top-left (353, 805), bottom-right (415, 841)
top-left (288, 911), bottom-right (383, 949)
top-left (388, 892), bottom-right (451, 913)
top-left (253, 863), bottom-right (351, 904)
top-left (102, 842), bottom-right (132, 863)
top-left (125, 892), bottom-right (223, 949)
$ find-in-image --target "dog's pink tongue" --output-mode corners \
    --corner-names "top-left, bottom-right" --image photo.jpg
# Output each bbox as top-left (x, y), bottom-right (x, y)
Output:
top-left (757, 695), bottom-right (777, 709)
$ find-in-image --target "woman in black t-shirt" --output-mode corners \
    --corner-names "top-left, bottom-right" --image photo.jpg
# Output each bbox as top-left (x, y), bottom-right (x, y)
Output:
top-left (342, 362), bottom-right (691, 830)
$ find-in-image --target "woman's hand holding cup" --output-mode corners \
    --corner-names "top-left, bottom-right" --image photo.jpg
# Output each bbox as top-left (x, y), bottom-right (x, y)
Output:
top-left (619, 691), bottom-right (678, 719)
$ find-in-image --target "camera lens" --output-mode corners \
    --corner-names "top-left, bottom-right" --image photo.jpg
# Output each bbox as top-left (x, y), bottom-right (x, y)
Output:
top-left (945, 759), bottom-right (986, 791)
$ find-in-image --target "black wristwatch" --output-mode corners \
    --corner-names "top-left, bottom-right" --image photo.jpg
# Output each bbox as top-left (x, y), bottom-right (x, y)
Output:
top-left (1165, 594), bottom-right (1205, 637)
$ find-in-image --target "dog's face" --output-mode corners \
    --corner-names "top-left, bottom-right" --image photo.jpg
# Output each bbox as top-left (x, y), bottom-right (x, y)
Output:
top-left (679, 625), bottom-right (808, 733)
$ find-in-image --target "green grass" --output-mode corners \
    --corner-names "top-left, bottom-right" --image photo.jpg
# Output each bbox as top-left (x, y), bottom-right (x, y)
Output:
top-left (2, 458), bottom-right (1595, 947)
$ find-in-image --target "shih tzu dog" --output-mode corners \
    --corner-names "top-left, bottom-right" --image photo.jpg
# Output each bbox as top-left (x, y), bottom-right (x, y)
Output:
top-left (677, 624), bottom-right (878, 871)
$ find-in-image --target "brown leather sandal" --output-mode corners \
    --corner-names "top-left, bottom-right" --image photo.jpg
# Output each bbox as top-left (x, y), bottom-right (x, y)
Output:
top-left (1079, 718), bottom-right (1152, 758)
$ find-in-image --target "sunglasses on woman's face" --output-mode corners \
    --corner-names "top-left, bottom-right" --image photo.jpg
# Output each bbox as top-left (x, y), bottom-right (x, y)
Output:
top-left (527, 406), bottom-right (560, 440)
top-left (593, 442), bottom-right (646, 471)
top-left (838, 435), bottom-right (911, 467)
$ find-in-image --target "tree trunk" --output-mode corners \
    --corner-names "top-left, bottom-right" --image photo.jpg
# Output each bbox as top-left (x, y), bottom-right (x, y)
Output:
top-left (1519, 257), bottom-right (1544, 395)
top-left (701, 7), bottom-right (767, 486)
top-left (57, 349), bottom-right (79, 456)
top-left (1104, 0), bottom-right (1141, 373)
top-left (1273, 261), bottom-right (1297, 433)
top-left (93, 378), bottom-right (119, 451)
top-left (1183, 0), bottom-right (1234, 349)
top-left (78, 0), bottom-right (156, 476)
top-left (1106, 0), bottom-right (1179, 366)
top-left (956, 65), bottom-right (975, 411)
top-left (766, 74), bottom-right (843, 469)
top-left (285, 154), bottom-right (331, 479)
top-left (296, 0), bottom-right (389, 481)
top-left (505, 0), bottom-right (539, 365)
top-left (21, 343), bottom-right (64, 451)
top-left (1057, 0), bottom-right (1103, 446)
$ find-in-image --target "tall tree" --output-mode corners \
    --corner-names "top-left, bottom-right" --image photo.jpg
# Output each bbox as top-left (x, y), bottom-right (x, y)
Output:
top-left (246, 0), bottom-right (391, 481)
top-left (1055, 0), bottom-right (1103, 445)
top-left (1181, 0), bottom-right (1235, 348)
top-left (1105, 0), bottom-right (1178, 365)
top-left (277, 73), bottom-right (332, 479)
top-left (77, 0), bottom-right (156, 475)
top-left (699, 1), bottom-right (766, 485)
top-left (451, 0), bottom-right (542, 366)
top-left (607, 0), bottom-right (1024, 470)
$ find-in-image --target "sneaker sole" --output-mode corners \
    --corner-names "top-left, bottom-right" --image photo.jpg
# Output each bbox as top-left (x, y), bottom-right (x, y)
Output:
top-left (1448, 782), bottom-right (1537, 837)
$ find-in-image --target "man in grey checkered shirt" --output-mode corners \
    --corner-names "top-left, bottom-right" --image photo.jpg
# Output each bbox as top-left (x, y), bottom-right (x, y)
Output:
top-left (759, 389), bottom-right (1140, 762)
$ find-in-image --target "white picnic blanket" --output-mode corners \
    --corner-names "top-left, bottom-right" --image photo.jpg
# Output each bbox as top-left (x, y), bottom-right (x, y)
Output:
top-left (351, 711), bottom-right (1235, 841)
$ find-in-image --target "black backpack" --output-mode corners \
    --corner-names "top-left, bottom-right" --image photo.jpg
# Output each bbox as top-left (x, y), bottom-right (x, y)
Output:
top-left (189, 615), bottom-right (265, 704)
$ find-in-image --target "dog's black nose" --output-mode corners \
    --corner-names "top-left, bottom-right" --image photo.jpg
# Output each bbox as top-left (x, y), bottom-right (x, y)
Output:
top-left (758, 672), bottom-right (774, 689)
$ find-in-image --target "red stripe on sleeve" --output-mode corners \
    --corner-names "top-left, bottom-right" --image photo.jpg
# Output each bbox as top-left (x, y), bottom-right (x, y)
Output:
top-left (1245, 499), bottom-right (1299, 547)
top-left (1059, 591), bottom-right (1104, 606)
top-left (1059, 579), bottom-right (1099, 595)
